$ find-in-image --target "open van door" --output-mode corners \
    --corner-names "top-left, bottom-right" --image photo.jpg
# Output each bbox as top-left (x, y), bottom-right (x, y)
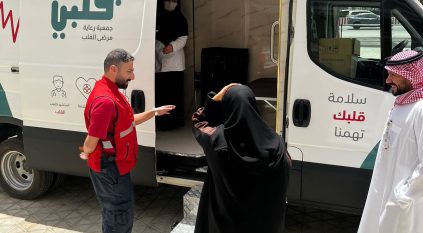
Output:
top-left (284, 0), bottom-right (423, 212)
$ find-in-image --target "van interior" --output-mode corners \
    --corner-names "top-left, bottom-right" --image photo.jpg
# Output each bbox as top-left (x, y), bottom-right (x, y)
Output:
top-left (154, 0), bottom-right (279, 175)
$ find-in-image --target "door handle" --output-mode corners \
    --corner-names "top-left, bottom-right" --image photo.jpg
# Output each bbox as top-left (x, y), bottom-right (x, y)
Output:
top-left (131, 90), bottom-right (145, 114)
top-left (270, 20), bottom-right (279, 64)
top-left (292, 99), bottom-right (311, 127)
top-left (11, 66), bottom-right (19, 73)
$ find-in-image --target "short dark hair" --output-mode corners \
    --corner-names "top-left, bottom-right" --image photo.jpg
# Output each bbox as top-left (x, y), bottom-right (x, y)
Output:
top-left (104, 49), bottom-right (134, 72)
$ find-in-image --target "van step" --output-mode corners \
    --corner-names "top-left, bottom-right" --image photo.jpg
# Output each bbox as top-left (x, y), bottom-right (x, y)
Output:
top-left (156, 151), bottom-right (207, 172)
top-left (171, 184), bottom-right (203, 233)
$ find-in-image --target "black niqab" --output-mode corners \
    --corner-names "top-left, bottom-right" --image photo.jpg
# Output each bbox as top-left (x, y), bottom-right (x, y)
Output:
top-left (222, 85), bottom-right (284, 173)
top-left (156, 0), bottom-right (188, 45)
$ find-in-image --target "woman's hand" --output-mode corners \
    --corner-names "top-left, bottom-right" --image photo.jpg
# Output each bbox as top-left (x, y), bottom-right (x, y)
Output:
top-left (162, 45), bottom-right (174, 54)
top-left (212, 83), bottom-right (240, 102)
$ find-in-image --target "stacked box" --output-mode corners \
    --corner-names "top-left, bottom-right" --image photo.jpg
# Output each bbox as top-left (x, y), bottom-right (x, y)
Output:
top-left (319, 38), bottom-right (360, 78)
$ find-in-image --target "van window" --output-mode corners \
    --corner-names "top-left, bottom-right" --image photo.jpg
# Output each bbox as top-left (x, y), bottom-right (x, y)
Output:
top-left (308, 1), bottom-right (384, 88)
top-left (390, 2), bottom-right (423, 51)
top-left (392, 16), bottom-right (412, 52)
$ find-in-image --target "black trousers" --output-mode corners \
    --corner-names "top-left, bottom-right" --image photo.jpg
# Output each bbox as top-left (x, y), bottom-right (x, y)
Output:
top-left (155, 71), bottom-right (185, 130)
top-left (89, 156), bottom-right (134, 233)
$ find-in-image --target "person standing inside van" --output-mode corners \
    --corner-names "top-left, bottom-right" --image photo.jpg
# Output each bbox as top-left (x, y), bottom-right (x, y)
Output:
top-left (80, 49), bottom-right (174, 233)
top-left (358, 50), bottom-right (423, 233)
top-left (192, 84), bottom-right (291, 233)
top-left (155, 0), bottom-right (188, 130)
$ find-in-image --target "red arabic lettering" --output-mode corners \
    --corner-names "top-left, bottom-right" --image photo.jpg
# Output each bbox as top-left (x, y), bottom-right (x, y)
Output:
top-left (332, 110), bottom-right (366, 124)
top-left (0, 1), bottom-right (20, 43)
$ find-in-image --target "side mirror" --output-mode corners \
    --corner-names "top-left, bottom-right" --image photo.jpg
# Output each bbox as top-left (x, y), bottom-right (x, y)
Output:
top-left (131, 90), bottom-right (145, 113)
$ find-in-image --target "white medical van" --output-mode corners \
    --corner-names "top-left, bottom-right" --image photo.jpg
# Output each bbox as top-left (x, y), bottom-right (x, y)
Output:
top-left (1, 0), bottom-right (422, 214)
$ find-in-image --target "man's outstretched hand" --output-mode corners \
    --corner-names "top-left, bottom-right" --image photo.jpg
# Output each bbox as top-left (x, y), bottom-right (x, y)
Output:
top-left (155, 105), bottom-right (176, 116)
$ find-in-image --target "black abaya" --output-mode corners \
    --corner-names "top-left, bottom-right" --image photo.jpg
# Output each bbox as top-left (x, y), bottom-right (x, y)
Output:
top-left (192, 85), bottom-right (291, 233)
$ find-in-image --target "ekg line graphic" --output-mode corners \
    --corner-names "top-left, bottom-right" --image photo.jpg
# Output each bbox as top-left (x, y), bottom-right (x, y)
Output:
top-left (0, 1), bottom-right (20, 43)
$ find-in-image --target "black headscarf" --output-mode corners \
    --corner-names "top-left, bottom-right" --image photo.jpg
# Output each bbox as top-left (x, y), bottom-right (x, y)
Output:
top-left (156, 0), bottom-right (188, 45)
top-left (222, 85), bottom-right (285, 174)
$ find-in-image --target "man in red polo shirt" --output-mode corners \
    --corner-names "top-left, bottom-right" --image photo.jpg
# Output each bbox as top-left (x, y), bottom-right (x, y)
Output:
top-left (81, 49), bottom-right (175, 233)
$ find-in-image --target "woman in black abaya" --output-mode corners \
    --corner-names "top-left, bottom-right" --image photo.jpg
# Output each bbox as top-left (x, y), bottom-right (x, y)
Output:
top-left (155, 0), bottom-right (188, 130)
top-left (192, 84), bottom-right (291, 233)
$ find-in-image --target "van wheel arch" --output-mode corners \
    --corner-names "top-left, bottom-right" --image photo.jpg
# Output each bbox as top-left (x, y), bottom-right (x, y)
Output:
top-left (0, 138), bottom-right (54, 199)
top-left (0, 123), bottom-right (22, 143)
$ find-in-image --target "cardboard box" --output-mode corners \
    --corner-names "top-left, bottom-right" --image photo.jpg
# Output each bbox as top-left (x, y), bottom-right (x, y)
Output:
top-left (319, 54), bottom-right (359, 78)
top-left (319, 38), bottom-right (360, 56)
top-left (319, 38), bottom-right (360, 77)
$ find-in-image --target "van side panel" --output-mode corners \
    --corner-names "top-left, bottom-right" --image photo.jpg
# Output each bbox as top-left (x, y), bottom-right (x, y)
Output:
top-left (301, 162), bottom-right (372, 213)
top-left (0, 84), bottom-right (12, 117)
top-left (24, 126), bottom-right (157, 186)
top-left (19, 1), bottom-right (155, 136)
top-left (0, 0), bottom-right (21, 120)
top-left (17, 1), bottom-right (158, 186)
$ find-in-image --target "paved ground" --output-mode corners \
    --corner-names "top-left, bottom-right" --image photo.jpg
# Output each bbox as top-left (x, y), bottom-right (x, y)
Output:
top-left (285, 205), bottom-right (360, 233)
top-left (0, 176), bottom-right (188, 233)
top-left (0, 176), bottom-right (361, 233)
top-left (171, 184), bottom-right (361, 233)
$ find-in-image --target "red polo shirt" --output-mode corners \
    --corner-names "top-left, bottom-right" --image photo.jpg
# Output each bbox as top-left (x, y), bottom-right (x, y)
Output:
top-left (87, 97), bottom-right (116, 139)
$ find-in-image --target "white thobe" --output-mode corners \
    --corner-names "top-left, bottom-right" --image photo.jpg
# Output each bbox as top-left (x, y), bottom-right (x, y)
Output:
top-left (358, 100), bottom-right (423, 233)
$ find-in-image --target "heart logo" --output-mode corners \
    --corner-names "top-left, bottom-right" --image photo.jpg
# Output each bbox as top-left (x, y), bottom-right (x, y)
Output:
top-left (76, 77), bottom-right (96, 99)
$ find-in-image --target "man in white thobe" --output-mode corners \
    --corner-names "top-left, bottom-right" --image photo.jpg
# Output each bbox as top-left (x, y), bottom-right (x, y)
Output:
top-left (358, 50), bottom-right (423, 233)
